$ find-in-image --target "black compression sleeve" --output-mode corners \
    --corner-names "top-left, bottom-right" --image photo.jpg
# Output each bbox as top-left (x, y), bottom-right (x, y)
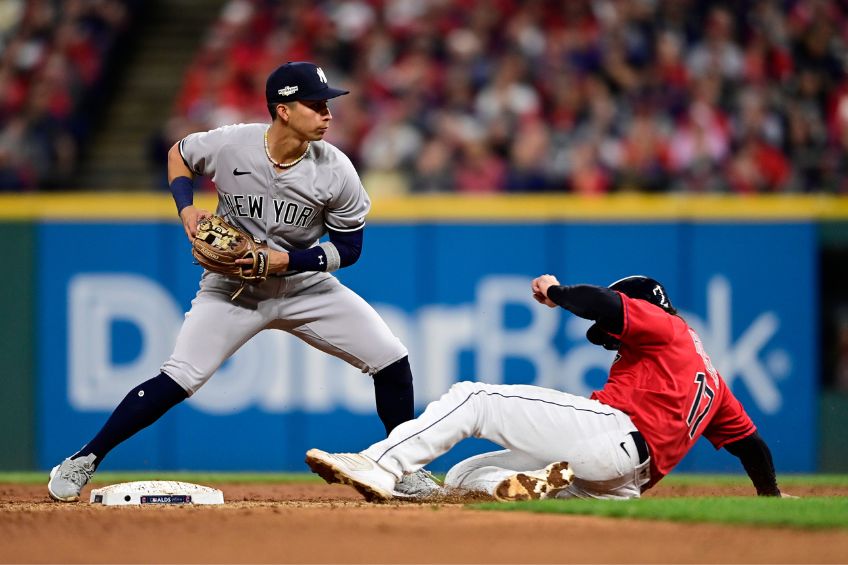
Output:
top-left (724, 431), bottom-right (781, 496)
top-left (328, 227), bottom-right (363, 267)
top-left (546, 284), bottom-right (624, 332)
top-left (287, 227), bottom-right (363, 272)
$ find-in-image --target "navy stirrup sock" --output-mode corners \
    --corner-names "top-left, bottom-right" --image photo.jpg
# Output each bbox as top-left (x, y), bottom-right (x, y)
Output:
top-left (73, 373), bottom-right (189, 465)
top-left (372, 356), bottom-right (414, 435)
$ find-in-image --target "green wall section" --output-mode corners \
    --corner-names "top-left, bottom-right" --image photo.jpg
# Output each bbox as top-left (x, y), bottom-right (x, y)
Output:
top-left (820, 392), bottom-right (848, 472)
top-left (820, 221), bottom-right (848, 246)
top-left (0, 222), bottom-right (35, 469)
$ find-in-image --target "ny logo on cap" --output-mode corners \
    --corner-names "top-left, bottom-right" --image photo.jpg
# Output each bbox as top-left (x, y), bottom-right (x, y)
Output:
top-left (316, 67), bottom-right (327, 84)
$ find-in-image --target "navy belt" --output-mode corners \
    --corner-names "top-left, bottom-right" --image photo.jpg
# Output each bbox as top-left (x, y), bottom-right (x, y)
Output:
top-left (629, 430), bottom-right (650, 464)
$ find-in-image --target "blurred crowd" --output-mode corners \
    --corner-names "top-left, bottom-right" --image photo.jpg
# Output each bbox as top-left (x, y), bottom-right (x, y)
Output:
top-left (0, 0), bottom-right (136, 190)
top-left (163, 0), bottom-right (848, 195)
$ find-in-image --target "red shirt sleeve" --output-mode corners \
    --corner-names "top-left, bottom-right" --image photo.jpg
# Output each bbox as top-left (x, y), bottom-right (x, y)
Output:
top-left (702, 384), bottom-right (757, 449)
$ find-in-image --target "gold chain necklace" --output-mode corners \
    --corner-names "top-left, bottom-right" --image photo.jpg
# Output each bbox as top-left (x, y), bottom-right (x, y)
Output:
top-left (264, 128), bottom-right (310, 169)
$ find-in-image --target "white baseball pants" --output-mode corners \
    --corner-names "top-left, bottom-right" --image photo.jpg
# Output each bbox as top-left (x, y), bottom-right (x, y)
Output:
top-left (362, 381), bottom-right (651, 499)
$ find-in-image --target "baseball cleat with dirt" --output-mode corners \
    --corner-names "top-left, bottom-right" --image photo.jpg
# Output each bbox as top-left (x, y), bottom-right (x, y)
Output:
top-left (395, 468), bottom-right (442, 497)
top-left (494, 461), bottom-right (574, 502)
top-left (305, 448), bottom-right (399, 502)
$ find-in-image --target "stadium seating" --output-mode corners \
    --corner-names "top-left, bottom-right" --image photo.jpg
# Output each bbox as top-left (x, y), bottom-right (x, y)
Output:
top-left (166, 0), bottom-right (848, 195)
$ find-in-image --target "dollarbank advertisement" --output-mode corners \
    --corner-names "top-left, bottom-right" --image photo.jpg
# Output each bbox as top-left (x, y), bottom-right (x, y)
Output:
top-left (38, 220), bottom-right (816, 473)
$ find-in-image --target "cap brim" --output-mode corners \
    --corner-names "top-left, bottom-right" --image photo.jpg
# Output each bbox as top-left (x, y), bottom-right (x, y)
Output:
top-left (298, 86), bottom-right (349, 100)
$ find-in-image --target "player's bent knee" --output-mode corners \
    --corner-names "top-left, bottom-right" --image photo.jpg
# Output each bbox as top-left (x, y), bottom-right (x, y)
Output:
top-left (446, 380), bottom-right (486, 397)
top-left (159, 361), bottom-right (210, 396)
top-left (363, 339), bottom-right (408, 374)
top-left (444, 459), bottom-right (476, 488)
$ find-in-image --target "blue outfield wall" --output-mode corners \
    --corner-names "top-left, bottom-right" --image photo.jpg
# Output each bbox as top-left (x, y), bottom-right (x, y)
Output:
top-left (38, 220), bottom-right (817, 474)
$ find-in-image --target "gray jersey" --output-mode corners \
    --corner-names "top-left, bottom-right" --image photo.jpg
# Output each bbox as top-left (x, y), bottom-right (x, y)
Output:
top-left (179, 123), bottom-right (370, 253)
top-left (165, 122), bottom-right (407, 389)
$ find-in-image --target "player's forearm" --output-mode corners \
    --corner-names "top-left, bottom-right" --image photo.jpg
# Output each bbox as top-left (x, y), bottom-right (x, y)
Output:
top-left (168, 142), bottom-right (196, 215)
top-left (724, 431), bottom-right (781, 496)
top-left (546, 284), bottom-right (624, 332)
top-left (286, 227), bottom-right (363, 273)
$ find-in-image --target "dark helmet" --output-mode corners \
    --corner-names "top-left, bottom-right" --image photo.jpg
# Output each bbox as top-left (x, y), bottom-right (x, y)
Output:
top-left (585, 275), bottom-right (675, 350)
top-left (608, 275), bottom-right (676, 314)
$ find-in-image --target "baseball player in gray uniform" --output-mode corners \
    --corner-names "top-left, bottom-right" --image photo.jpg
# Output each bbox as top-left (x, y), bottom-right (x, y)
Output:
top-left (48, 62), bottom-right (437, 501)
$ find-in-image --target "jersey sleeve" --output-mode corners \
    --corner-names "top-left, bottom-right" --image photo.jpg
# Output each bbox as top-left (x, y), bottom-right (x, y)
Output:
top-left (702, 383), bottom-right (757, 449)
top-left (178, 125), bottom-right (235, 177)
top-left (611, 293), bottom-right (677, 347)
top-left (324, 156), bottom-right (370, 232)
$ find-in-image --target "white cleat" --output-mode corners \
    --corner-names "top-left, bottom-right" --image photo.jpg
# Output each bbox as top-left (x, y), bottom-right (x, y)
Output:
top-left (305, 448), bottom-right (398, 502)
top-left (494, 461), bottom-right (574, 502)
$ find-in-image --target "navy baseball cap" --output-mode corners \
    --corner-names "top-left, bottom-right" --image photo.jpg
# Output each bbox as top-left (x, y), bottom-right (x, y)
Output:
top-left (265, 62), bottom-right (349, 104)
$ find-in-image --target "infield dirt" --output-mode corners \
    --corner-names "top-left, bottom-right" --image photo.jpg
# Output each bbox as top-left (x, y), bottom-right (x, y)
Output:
top-left (2, 482), bottom-right (846, 563)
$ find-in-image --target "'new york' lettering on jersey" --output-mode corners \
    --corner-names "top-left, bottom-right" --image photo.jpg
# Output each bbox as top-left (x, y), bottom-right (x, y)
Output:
top-left (179, 123), bottom-right (369, 252)
top-left (592, 293), bottom-right (756, 487)
top-left (219, 193), bottom-right (316, 228)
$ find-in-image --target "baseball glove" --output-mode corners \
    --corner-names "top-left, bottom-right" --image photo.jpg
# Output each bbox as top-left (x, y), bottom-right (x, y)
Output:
top-left (192, 215), bottom-right (269, 299)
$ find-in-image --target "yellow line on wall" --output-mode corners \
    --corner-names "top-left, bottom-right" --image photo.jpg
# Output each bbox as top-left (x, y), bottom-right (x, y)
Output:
top-left (1, 193), bottom-right (848, 221)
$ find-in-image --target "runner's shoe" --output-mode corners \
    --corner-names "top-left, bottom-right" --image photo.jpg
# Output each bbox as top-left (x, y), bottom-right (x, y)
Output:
top-left (306, 448), bottom-right (398, 502)
top-left (494, 461), bottom-right (574, 502)
top-left (395, 468), bottom-right (442, 497)
top-left (48, 454), bottom-right (97, 502)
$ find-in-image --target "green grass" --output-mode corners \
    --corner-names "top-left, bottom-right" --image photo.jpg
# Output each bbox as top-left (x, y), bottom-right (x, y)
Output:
top-left (472, 496), bottom-right (848, 529)
top-left (659, 473), bottom-right (848, 487)
top-left (5, 471), bottom-right (847, 529)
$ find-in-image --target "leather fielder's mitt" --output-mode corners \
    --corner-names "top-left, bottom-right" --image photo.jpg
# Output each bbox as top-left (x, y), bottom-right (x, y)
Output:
top-left (192, 215), bottom-right (269, 299)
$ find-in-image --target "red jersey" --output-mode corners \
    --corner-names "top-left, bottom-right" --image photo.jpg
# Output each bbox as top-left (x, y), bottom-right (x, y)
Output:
top-left (591, 293), bottom-right (756, 488)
